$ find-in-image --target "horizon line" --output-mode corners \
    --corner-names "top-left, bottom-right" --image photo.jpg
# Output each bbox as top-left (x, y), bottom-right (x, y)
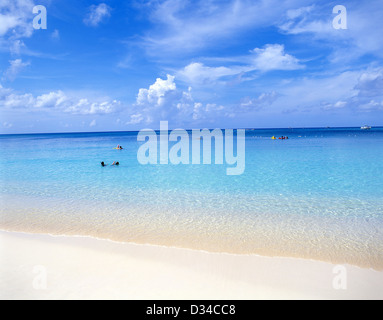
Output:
top-left (1, 125), bottom-right (382, 136)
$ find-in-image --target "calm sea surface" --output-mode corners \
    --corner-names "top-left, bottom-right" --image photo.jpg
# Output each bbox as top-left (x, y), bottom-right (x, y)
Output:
top-left (1, 127), bottom-right (382, 269)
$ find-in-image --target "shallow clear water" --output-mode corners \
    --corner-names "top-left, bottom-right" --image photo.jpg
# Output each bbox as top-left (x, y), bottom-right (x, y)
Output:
top-left (1, 127), bottom-right (383, 269)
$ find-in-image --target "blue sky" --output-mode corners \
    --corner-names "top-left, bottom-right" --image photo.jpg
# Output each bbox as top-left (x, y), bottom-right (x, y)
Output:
top-left (1, 0), bottom-right (383, 133)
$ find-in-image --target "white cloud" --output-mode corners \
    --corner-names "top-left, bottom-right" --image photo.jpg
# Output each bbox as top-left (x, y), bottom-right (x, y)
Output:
top-left (177, 45), bottom-right (303, 85)
top-left (177, 62), bottom-right (241, 85)
top-left (2, 121), bottom-right (13, 128)
top-left (35, 90), bottom-right (67, 108)
top-left (357, 100), bottom-right (383, 112)
top-left (193, 103), bottom-right (225, 121)
top-left (0, 84), bottom-right (11, 97)
top-left (250, 44), bottom-right (303, 72)
top-left (321, 100), bottom-right (347, 111)
top-left (63, 98), bottom-right (121, 115)
top-left (140, 0), bottom-right (314, 56)
top-left (0, 0), bottom-right (35, 38)
top-left (84, 3), bottom-right (112, 27)
top-left (286, 5), bottom-right (315, 20)
top-left (130, 75), bottom-right (292, 126)
top-left (129, 74), bottom-right (227, 125)
top-left (0, 86), bottom-right (122, 115)
top-left (9, 39), bottom-right (26, 55)
top-left (279, 5), bottom-right (332, 35)
top-left (355, 68), bottom-right (383, 98)
top-left (276, 67), bottom-right (383, 115)
top-left (279, 1), bottom-right (383, 60)
top-left (240, 92), bottom-right (279, 110)
top-left (136, 74), bottom-right (177, 107)
top-left (279, 70), bottom-right (360, 108)
top-left (2, 59), bottom-right (30, 81)
top-left (127, 114), bottom-right (144, 125)
top-left (1, 89), bottom-right (34, 108)
top-left (131, 75), bottom-right (283, 125)
top-left (333, 101), bottom-right (347, 109)
top-left (0, 15), bottom-right (20, 36)
top-left (51, 29), bottom-right (60, 40)
top-left (131, 74), bottom-right (189, 124)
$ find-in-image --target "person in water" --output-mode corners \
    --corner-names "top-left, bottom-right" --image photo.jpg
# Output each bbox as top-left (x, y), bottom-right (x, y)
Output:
top-left (101, 162), bottom-right (107, 167)
top-left (116, 145), bottom-right (123, 150)
top-left (112, 162), bottom-right (120, 166)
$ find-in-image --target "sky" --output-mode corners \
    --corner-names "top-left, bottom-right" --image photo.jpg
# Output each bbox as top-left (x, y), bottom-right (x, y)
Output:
top-left (0, 0), bottom-right (383, 134)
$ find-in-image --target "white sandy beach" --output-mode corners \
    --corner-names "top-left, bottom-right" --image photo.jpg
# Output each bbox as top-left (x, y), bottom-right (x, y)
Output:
top-left (0, 230), bottom-right (382, 300)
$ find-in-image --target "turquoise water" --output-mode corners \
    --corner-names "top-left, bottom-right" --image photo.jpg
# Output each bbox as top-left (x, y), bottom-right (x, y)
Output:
top-left (1, 127), bottom-right (383, 269)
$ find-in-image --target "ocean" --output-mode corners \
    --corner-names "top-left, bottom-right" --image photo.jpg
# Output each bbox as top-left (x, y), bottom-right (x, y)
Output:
top-left (1, 127), bottom-right (382, 269)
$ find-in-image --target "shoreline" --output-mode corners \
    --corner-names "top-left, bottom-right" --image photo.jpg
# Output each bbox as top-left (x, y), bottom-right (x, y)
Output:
top-left (1, 230), bottom-right (382, 300)
top-left (1, 227), bottom-right (382, 272)
top-left (2, 192), bottom-right (383, 272)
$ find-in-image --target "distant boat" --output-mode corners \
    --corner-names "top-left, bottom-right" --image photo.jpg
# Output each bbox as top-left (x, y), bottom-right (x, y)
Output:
top-left (361, 125), bottom-right (372, 130)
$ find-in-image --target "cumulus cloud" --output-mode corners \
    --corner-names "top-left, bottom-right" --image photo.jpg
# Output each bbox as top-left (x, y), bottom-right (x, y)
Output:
top-left (130, 74), bottom-right (191, 124)
top-left (3, 93), bottom-right (34, 108)
top-left (0, 86), bottom-right (122, 115)
top-left (250, 44), bottom-right (304, 72)
top-left (136, 74), bottom-right (177, 107)
top-left (35, 90), bottom-right (67, 108)
top-left (128, 74), bottom-right (227, 125)
top-left (130, 74), bottom-right (283, 126)
top-left (84, 3), bottom-right (112, 27)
